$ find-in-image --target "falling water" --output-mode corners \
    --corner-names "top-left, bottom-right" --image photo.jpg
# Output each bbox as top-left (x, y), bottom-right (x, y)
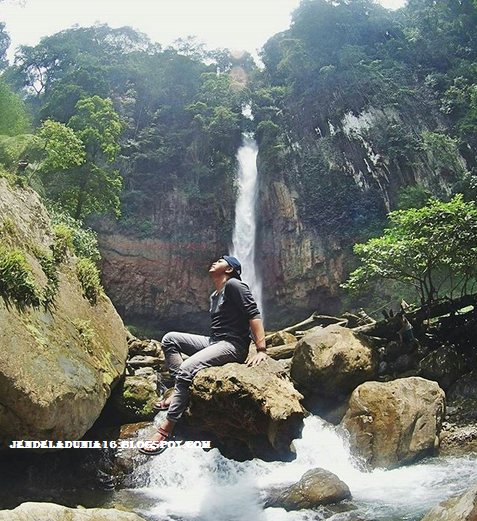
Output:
top-left (230, 136), bottom-right (263, 316)
top-left (126, 414), bottom-right (477, 521)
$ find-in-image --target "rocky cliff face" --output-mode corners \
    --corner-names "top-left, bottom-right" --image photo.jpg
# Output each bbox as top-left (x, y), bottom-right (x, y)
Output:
top-left (98, 190), bottom-right (234, 333)
top-left (97, 104), bottom-right (467, 331)
top-left (0, 179), bottom-right (128, 448)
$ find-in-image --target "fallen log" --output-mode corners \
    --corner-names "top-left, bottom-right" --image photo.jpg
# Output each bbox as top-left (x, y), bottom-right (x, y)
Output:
top-left (266, 313), bottom-right (349, 343)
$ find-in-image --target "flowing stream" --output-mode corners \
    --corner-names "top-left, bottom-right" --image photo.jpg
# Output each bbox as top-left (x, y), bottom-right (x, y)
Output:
top-left (230, 136), bottom-right (263, 317)
top-left (124, 415), bottom-right (477, 521)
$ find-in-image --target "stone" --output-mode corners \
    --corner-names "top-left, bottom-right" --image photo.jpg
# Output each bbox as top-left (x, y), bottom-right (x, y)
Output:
top-left (342, 377), bottom-right (445, 469)
top-left (269, 331), bottom-right (297, 347)
top-left (109, 376), bottom-right (157, 423)
top-left (127, 338), bottom-right (162, 358)
top-left (0, 502), bottom-right (147, 521)
top-left (420, 481), bottom-right (477, 521)
top-left (187, 358), bottom-right (305, 461)
top-left (0, 180), bottom-right (128, 449)
top-left (419, 347), bottom-right (467, 391)
top-left (267, 342), bottom-right (298, 360)
top-left (448, 371), bottom-right (477, 400)
top-left (290, 325), bottom-right (378, 400)
top-left (127, 355), bottom-right (162, 368)
top-left (264, 468), bottom-right (351, 510)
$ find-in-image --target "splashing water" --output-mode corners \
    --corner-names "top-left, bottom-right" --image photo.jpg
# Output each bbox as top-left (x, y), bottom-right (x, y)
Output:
top-left (128, 415), bottom-right (477, 521)
top-left (230, 137), bottom-right (263, 317)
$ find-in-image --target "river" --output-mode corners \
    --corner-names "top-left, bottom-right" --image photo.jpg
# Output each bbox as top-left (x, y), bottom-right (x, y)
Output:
top-left (117, 414), bottom-right (477, 521)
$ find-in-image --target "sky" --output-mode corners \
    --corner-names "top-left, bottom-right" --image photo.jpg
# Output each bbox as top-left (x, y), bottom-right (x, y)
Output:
top-left (1, 0), bottom-right (406, 62)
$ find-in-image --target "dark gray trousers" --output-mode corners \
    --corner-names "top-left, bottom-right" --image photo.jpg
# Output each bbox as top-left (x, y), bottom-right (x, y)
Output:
top-left (161, 332), bottom-right (247, 422)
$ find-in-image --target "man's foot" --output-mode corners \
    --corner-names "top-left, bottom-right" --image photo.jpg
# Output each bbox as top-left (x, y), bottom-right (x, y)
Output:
top-left (153, 397), bottom-right (170, 411)
top-left (138, 427), bottom-right (172, 456)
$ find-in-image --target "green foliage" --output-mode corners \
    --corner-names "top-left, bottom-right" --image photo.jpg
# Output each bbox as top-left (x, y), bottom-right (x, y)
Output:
top-left (49, 207), bottom-right (100, 262)
top-left (76, 257), bottom-right (102, 304)
top-left (0, 21), bottom-right (10, 71)
top-left (31, 247), bottom-right (59, 306)
top-left (0, 80), bottom-right (30, 136)
top-left (51, 224), bottom-right (74, 263)
top-left (0, 246), bottom-right (41, 307)
top-left (37, 120), bottom-right (85, 174)
top-left (0, 217), bottom-right (16, 236)
top-left (397, 185), bottom-right (432, 210)
top-left (36, 97), bottom-right (123, 220)
top-left (343, 195), bottom-right (477, 305)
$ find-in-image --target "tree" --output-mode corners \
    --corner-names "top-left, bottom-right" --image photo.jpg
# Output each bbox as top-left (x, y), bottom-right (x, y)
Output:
top-left (0, 79), bottom-right (30, 136)
top-left (37, 120), bottom-right (85, 174)
top-left (65, 96), bottom-right (123, 219)
top-left (342, 195), bottom-right (477, 306)
top-left (35, 97), bottom-right (122, 220)
top-left (0, 21), bottom-right (10, 71)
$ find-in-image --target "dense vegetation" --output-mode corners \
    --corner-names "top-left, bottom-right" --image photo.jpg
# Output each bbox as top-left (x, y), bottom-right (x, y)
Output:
top-left (1, 0), bottom-right (477, 311)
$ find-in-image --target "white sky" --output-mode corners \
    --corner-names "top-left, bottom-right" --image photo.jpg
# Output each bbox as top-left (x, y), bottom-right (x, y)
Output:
top-left (1, 0), bottom-right (406, 62)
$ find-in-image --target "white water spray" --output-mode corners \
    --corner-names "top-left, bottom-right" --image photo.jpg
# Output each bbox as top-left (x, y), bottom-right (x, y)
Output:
top-left (230, 136), bottom-right (263, 316)
top-left (128, 415), bottom-right (477, 521)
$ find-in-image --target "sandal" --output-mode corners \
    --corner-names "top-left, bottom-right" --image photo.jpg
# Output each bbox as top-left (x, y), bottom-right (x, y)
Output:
top-left (153, 398), bottom-right (170, 411)
top-left (138, 427), bottom-right (172, 456)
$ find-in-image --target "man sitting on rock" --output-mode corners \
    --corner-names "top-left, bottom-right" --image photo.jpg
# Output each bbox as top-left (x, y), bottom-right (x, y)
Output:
top-left (139, 255), bottom-right (267, 455)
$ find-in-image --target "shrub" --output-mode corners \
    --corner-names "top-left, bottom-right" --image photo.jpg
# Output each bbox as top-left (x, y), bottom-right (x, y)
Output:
top-left (48, 206), bottom-right (100, 261)
top-left (0, 246), bottom-right (41, 307)
top-left (52, 224), bottom-right (74, 262)
top-left (76, 257), bottom-right (102, 304)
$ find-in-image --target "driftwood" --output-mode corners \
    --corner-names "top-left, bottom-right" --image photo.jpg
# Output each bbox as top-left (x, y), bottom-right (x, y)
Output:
top-left (353, 293), bottom-right (477, 338)
top-left (265, 313), bottom-right (349, 343)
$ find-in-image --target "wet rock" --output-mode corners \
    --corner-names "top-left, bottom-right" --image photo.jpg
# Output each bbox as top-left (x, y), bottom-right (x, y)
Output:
top-left (342, 377), bottom-right (445, 469)
top-left (290, 325), bottom-right (379, 401)
top-left (187, 358), bottom-right (305, 461)
top-left (0, 502), bottom-right (147, 520)
top-left (269, 331), bottom-right (297, 347)
top-left (420, 481), bottom-right (477, 520)
top-left (419, 347), bottom-right (467, 391)
top-left (439, 423), bottom-right (477, 456)
top-left (264, 468), bottom-right (351, 510)
top-left (109, 376), bottom-right (157, 423)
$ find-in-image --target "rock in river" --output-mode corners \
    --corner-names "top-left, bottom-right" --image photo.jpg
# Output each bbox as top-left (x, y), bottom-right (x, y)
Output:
top-left (187, 357), bottom-right (305, 461)
top-left (264, 468), bottom-right (351, 510)
top-left (342, 377), bottom-right (445, 469)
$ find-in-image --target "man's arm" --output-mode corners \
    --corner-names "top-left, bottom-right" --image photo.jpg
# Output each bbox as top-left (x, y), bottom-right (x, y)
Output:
top-left (246, 317), bottom-right (268, 367)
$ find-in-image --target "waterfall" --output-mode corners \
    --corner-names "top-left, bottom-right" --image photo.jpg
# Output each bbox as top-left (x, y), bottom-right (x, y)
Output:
top-left (230, 136), bottom-right (263, 317)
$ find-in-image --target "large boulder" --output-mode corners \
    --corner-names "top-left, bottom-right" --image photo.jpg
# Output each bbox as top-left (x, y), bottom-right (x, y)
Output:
top-left (290, 325), bottom-right (379, 400)
top-left (264, 468), bottom-right (351, 510)
top-left (0, 502), bottom-right (147, 521)
top-left (187, 358), bottom-right (305, 461)
top-left (420, 481), bottom-right (477, 521)
top-left (342, 377), bottom-right (445, 469)
top-left (0, 180), bottom-right (128, 448)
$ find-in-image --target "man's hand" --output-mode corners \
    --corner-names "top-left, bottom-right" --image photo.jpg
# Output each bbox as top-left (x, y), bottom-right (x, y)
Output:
top-left (246, 351), bottom-right (268, 367)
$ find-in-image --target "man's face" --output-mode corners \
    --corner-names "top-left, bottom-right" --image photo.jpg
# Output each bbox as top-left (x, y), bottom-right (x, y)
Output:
top-left (209, 258), bottom-right (232, 277)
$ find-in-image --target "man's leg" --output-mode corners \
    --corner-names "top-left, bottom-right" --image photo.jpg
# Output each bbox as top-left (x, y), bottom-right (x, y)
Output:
top-left (167, 340), bottom-right (247, 422)
top-left (161, 332), bottom-right (211, 381)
